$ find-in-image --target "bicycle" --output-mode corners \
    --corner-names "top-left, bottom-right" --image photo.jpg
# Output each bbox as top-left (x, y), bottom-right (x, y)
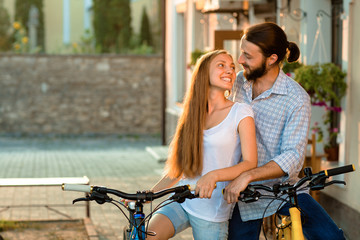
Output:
top-left (62, 183), bottom-right (197, 240)
top-left (238, 164), bottom-right (355, 240)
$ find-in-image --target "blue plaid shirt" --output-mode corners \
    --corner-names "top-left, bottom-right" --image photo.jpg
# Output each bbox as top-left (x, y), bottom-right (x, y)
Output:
top-left (230, 70), bottom-right (311, 221)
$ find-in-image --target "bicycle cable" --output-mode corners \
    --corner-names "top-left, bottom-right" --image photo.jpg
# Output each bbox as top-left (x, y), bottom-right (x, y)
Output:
top-left (110, 200), bottom-right (132, 224)
top-left (256, 193), bottom-right (294, 240)
top-left (145, 194), bottom-right (154, 237)
top-left (260, 195), bottom-right (287, 240)
top-left (111, 198), bottom-right (153, 238)
top-left (141, 198), bottom-right (177, 227)
top-left (121, 198), bottom-right (179, 238)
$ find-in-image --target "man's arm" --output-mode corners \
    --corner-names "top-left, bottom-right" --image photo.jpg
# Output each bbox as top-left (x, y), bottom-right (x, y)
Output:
top-left (271, 98), bottom-right (311, 181)
top-left (224, 92), bottom-right (311, 203)
top-left (223, 161), bottom-right (284, 203)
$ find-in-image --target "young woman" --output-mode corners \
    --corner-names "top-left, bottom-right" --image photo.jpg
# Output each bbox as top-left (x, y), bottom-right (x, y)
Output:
top-left (147, 50), bottom-right (257, 240)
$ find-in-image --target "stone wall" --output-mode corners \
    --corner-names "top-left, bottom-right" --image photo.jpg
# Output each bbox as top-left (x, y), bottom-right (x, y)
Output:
top-left (0, 54), bottom-right (163, 136)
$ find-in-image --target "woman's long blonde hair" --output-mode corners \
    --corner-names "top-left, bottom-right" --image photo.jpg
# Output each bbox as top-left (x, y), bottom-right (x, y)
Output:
top-left (165, 49), bottom-right (231, 179)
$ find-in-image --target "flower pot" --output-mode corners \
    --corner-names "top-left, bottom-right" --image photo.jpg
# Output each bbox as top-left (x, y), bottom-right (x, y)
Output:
top-left (324, 146), bottom-right (339, 162)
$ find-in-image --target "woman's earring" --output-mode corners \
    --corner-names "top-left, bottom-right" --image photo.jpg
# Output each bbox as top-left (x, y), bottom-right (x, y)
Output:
top-left (224, 90), bottom-right (230, 98)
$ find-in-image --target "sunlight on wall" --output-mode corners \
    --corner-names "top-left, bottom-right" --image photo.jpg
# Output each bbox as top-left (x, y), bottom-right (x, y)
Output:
top-left (358, 122), bottom-right (360, 168)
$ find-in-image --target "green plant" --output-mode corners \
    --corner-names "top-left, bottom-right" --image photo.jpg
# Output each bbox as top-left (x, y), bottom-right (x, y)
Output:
top-left (93, 0), bottom-right (132, 53)
top-left (72, 29), bottom-right (97, 54)
top-left (139, 6), bottom-right (153, 47)
top-left (0, 0), bottom-right (11, 51)
top-left (189, 49), bottom-right (207, 67)
top-left (295, 62), bottom-right (347, 149)
top-left (12, 21), bottom-right (29, 53)
top-left (0, 220), bottom-right (24, 231)
top-left (129, 42), bottom-right (154, 55)
top-left (282, 59), bottom-right (303, 74)
top-left (295, 63), bottom-right (347, 105)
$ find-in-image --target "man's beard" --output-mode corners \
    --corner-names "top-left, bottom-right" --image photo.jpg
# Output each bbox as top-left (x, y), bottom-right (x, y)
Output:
top-left (243, 60), bottom-right (267, 81)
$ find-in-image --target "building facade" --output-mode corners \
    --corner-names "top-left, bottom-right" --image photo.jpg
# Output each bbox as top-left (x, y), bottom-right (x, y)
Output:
top-left (164, 0), bottom-right (360, 238)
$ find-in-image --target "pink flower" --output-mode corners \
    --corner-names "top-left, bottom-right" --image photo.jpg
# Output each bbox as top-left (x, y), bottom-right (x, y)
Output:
top-left (325, 106), bottom-right (343, 112)
top-left (334, 107), bottom-right (342, 112)
top-left (312, 101), bottom-right (327, 107)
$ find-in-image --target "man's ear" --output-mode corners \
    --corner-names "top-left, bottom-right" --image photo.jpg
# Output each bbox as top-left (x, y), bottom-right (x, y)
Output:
top-left (268, 54), bottom-right (278, 66)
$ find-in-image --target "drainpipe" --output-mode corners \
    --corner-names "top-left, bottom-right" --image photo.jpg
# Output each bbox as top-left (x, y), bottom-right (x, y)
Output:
top-left (161, 0), bottom-right (167, 146)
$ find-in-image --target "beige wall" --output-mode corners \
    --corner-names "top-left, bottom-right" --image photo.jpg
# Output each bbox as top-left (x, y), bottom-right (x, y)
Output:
top-left (44, 0), bottom-right (63, 53)
top-left (70, 0), bottom-right (85, 47)
top-left (44, 0), bottom-right (86, 53)
top-left (3, 0), bottom-right (14, 22)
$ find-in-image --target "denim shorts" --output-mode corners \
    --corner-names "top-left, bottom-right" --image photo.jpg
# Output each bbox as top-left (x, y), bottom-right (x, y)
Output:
top-left (153, 201), bottom-right (228, 240)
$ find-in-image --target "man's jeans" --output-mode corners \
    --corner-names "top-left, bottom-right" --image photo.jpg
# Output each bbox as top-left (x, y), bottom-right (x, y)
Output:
top-left (228, 193), bottom-right (345, 240)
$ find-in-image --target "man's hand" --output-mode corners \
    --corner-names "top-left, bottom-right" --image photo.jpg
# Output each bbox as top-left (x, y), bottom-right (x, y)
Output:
top-left (223, 173), bottom-right (250, 204)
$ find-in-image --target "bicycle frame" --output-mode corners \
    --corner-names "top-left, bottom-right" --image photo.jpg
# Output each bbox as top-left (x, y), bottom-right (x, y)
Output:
top-left (276, 207), bottom-right (303, 240)
top-left (124, 201), bottom-right (146, 240)
top-left (288, 207), bottom-right (304, 240)
top-left (282, 185), bottom-right (304, 240)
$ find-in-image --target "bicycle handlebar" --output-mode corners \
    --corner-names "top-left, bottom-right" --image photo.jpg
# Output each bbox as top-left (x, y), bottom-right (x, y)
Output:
top-left (239, 164), bottom-right (355, 203)
top-left (62, 184), bottom-right (92, 192)
top-left (62, 183), bottom-right (196, 202)
top-left (325, 164), bottom-right (355, 177)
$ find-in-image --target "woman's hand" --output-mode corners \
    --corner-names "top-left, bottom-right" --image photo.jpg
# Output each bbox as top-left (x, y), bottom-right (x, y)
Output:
top-left (120, 198), bottom-right (134, 207)
top-left (195, 172), bottom-right (217, 198)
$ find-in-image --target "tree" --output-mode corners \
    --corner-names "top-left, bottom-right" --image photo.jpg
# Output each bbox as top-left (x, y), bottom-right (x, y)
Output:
top-left (15, 0), bottom-right (45, 52)
top-left (93, 0), bottom-right (132, 53)
top-left (0, 0), bottom-right (11, 51)
top-left (139, 6), bottom-right (153, 47)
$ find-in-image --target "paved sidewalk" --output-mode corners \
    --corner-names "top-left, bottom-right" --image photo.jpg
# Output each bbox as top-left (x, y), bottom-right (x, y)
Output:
top-left (0, 136), bottom-right (193, 240)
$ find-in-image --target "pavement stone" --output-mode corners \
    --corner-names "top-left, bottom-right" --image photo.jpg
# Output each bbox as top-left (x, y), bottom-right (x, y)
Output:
top-left (0, 136), bottom-right (193, 240)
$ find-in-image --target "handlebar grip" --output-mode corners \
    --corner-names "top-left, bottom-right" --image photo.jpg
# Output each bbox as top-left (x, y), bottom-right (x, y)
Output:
top-left (62, 183), bottom-right (92, 193)
top-left (325, 164), bottom-right (355, 177)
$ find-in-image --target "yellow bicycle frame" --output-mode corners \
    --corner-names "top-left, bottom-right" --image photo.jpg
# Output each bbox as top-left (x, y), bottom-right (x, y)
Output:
top-left (289, 207), bottom-right (304, 240)
top-left (277, 207), bottom-right (304, 240)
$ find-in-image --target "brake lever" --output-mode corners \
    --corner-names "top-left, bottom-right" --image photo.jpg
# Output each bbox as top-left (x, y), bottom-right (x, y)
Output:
top-left (238, 188), bottom-right (261, 203)
top-left (170, 189), bottom-right (197, 203)
top-left (92, 191), bottom-right (113, 204)
top-left (309, 175), bottom-right (327, 190)
top-left (73, 192), bottom-right (112, 205)
top-left (310, 179), bottom-right (346, 190)
top-left (325, 180), bottom-right (346, 187)
top-left (73, 197), bottom-right (90, 204)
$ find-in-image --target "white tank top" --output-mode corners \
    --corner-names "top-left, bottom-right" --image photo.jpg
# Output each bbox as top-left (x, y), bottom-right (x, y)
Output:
top-left (178, 102), bottom-right (254, 222)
